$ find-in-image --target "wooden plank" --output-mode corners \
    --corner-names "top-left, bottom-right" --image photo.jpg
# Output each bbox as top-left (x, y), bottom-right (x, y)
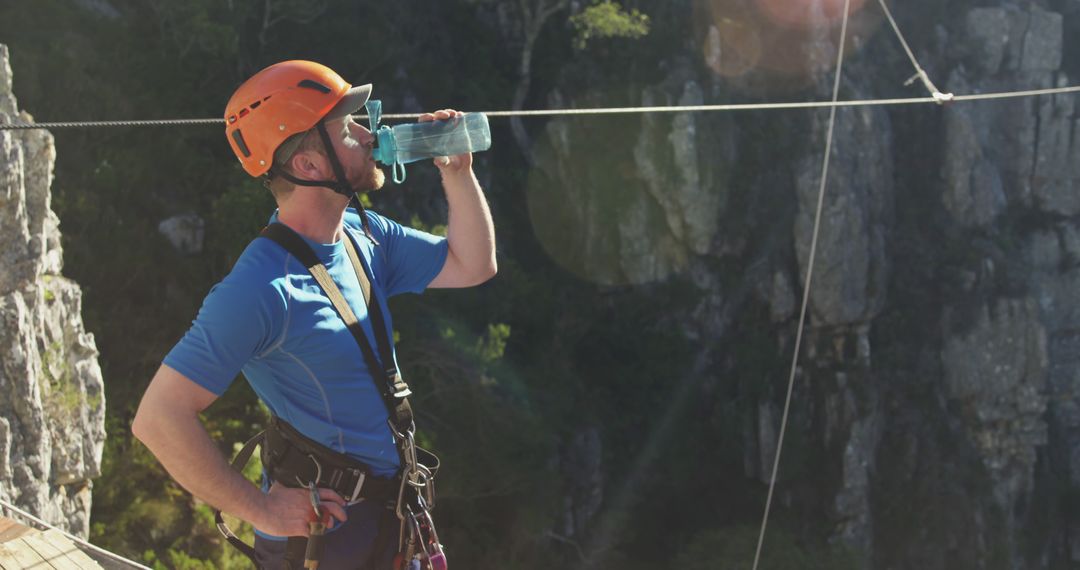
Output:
top-left (18, 532), bottom-right (66, 569)
top-left (0, 541), bottom-right (21, 570)
top-left (0, 537), bottom-right (50, 568)
top-left (36, 531), bottom-right (101, 569)
top-left (22, 530), bottom-right (98, 570)
top-left (0, 519), bottom-right (34, 545)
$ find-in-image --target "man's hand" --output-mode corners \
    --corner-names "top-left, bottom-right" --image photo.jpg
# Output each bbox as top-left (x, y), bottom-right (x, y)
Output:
top-left (251, 482), bottom-right (348, 537)
top-left (418, 109), bottom-right (473, 174)
top-left (134, 367), bottom-right (350, 539)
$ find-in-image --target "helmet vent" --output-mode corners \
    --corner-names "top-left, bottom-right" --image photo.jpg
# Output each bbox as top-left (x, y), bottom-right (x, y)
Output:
top-left (231, 129), bottom-right (252, 158)
top-left (297, 79), bottom-right (331, 94)
top-left (250, 100), bottom-right (262, 110)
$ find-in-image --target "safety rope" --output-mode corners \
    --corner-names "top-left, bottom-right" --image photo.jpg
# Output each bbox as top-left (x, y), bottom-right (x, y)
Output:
top-left (0, 498), bottom-right (152, 569)
top-left (876, 0), bottom-right (952, 103)
top-left (750, 0), bottom-right (852, 568)
top-left (1, 85), bottom-right (1080, 131)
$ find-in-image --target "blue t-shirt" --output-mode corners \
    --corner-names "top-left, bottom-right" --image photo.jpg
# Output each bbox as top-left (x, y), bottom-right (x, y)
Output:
top-left (164, 208), bottom-right (448, 477)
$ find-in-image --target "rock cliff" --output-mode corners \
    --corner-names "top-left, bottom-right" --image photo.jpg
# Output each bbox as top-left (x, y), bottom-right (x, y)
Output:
top-left (527, 0), bottom-right (1080, 567)
top-left (0, 44), bottom-right (105, 537)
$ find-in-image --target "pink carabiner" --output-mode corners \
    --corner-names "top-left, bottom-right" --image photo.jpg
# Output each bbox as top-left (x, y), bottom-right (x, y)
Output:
top-left (428, 552), bottom-right (447, 570)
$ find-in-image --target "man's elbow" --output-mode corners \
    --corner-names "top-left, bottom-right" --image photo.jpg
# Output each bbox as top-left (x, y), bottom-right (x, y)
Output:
top-left (132, 365), bottom-right (216, 448)
top-left (131, 403), bottom-right (154, 444)
top-left (436, 252), bottom-right (497, 288)
top-left (132, 396), bottom-right (169, 446)
top-left (471, 258), bottom-right (497, 286)
top-left (481, 258), bottom-right (498, 282)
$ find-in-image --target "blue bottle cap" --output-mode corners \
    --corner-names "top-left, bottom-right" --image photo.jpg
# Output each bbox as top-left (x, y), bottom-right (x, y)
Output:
top-left (365, 99), bottom-right (405, 182)
top-left (365, 99), bottom-right (382, 131)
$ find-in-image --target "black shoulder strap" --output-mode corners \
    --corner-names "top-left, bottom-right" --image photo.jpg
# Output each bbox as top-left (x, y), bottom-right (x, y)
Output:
top-left (260, 223), bottom-right (414, 433)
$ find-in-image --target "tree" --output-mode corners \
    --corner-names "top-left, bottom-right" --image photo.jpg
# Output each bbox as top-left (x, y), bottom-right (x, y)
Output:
top-left (476, 0), bottom-right (650, 163)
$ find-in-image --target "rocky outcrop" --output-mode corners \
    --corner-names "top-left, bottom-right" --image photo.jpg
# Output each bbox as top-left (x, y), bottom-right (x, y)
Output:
top-left (0, 44), bottom-right (105, 537)
top-left (528, 0), bottom-right (1079, 567)
top-left (944, 6), bottom-right (1078, 225)
top-left (527, 68), bottom-right (735, 286)
top-left (157, 213), bottom-right (205, 255)
top-left (942, 299), bottom-right (1049, 563)
top-left (556, 427), bottom-right (603, 540)
top-left (794, 97), bottom-right (893, 327)
top-left (1022, 219), bottom-right (1080, 562)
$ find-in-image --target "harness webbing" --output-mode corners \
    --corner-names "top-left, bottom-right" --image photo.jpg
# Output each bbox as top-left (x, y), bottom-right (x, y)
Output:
top-left (214, 222), bottom-right (419, 570)
top-left (260, 222), bottom-right (414, 436)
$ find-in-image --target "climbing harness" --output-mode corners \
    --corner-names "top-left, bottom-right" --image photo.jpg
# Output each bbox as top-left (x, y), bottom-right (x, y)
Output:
top-left (215, 222), bottom-right (443, 570)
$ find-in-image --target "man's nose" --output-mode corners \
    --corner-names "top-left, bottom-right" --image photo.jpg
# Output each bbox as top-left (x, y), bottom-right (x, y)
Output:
top-left (358, 127), bottom-right (375, 146)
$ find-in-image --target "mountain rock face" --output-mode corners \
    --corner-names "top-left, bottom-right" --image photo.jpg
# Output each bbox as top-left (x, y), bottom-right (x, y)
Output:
top-left (527, 0), bottom-right (1080, 567)
top-left (527, 72), bottom-right (736, 287)
top-left (0, 44), bottom-right (106, 538)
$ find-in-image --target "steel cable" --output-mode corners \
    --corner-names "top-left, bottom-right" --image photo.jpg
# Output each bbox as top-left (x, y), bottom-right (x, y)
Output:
top-left (0, 498), bottom-right (152, 569)
top-left (750, 0), bottom-right (853, 567)
top-left (1, 86), bottom-right (1080, 130)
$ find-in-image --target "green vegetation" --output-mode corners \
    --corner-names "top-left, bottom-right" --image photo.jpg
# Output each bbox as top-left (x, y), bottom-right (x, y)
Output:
top-left (1, 1), bottom-right (846, 568)
top-left (675, 525), bottom-right (858, 570)
top-left (570, 1), bottom-right (650, 50)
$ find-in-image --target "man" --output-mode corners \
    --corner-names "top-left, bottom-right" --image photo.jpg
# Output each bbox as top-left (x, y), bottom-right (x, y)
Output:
top-left (132, 60), bottom-right (496, 569)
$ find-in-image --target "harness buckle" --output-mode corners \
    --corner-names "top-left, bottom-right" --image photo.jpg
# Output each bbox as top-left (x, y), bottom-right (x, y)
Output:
top-left (389, 370), bottom-right (413, 398)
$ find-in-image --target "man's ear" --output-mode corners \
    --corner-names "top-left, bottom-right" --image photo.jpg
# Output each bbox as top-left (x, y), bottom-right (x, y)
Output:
top-left (288, 150), bottom-right (326, 181)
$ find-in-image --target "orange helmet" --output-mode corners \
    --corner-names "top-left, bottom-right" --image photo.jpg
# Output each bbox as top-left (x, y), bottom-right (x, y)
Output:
top-left (224, 60), bottom-right (371, 177)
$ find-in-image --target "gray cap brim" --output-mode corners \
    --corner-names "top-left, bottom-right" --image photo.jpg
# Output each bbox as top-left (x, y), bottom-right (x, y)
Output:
top-left (327, 83), bottom-right (371, 120)
top-left (273, 83), bottom-right (373, 167)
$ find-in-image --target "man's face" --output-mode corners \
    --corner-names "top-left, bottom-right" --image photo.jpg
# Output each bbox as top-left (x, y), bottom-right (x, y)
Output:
top-left (327, 115), bottom-right (385, 192)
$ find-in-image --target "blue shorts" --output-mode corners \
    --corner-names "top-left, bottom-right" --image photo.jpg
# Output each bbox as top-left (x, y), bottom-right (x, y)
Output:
top-left (254, 500), bottom-right (399, 570)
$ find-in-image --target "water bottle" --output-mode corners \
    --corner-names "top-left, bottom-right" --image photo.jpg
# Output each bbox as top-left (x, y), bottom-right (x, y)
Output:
top-left (366, 100), bottom-right (491, 183)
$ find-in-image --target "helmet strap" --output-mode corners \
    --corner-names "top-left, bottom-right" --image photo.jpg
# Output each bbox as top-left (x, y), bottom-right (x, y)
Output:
top-left (268, 122), bottom-right (379, 244)
top-left (314, 122), bottom-right (378, 244)
top-left (314, 122), bottom-right (353, 198)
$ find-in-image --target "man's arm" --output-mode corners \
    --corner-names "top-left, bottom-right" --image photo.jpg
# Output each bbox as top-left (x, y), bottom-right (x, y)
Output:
top-left (424, 109), bottom-right (498, 289)
top-left (132, 364), bottom-right (346, 536)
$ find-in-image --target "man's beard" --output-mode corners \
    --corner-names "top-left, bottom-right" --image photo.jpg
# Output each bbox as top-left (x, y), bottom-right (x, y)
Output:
top-left (349, 163), bottom-right (385, 192)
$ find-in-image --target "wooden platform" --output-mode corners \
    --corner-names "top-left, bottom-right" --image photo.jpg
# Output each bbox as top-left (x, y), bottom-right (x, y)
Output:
top-left (0, 517), bottom-right (103, 569)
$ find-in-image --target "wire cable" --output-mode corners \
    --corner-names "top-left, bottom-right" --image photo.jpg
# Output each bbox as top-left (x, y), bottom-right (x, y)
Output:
top-left (2, 85), bottom-right (1080, 130)
top-left (0, 118), bottom-right (223, 130)
top-left (0, 497), bottom-right (152, 569)
top-left (750, 0), bottom-right (852, 568)
top-left (876, 0), bottom-right (952, 102)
